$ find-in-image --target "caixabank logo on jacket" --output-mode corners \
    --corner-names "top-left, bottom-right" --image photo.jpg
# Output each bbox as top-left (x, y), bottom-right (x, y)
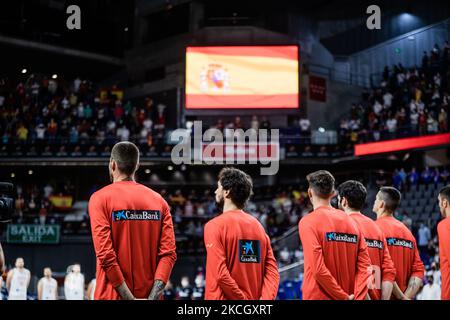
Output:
top-left (325, 232), bottom-right (358, 244)
top-left (112, 210), bottom-right (161, 222)
top-left (386, 237), bottom-right (413, 249)
top-left (239, 240), bottom-right (261, 263)
top-left (364, 238), bottom-right (384, 250)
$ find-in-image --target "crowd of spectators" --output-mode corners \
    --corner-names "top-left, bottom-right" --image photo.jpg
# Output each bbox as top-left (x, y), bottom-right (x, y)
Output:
top-left (4, 180), bottom-right (313, 249)
top-left (340, 42), bottom-right (450, 144)
top-left (2, 42), bottom-right (449, 160)
top-left (390, 166), bottom-right (450, 191)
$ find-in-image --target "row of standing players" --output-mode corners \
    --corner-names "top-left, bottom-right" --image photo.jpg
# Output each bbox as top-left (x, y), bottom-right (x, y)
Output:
top-left (1, 263), bottom-right (94, 300)
top-left (7, 141), bottom-right (450, 300)
top-left (1, 261), bottom-right (205, 300)
top-left (88, 141), bottom-right (450, 300)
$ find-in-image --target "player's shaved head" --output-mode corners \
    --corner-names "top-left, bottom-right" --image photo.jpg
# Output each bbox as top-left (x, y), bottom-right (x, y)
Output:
top-left (110, 142), bottom-right (140, 176)
top-left (306, 170), bottom-right (335, 199)
top-left (378, 186), bottom-right (401, 213)
top-left (439, 185), bottom-right (450, 202)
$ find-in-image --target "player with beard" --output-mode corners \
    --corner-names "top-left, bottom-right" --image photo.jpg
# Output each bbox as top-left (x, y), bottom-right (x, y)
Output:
top-left (38, 268), bottom-right (58, 300)
top-left (337, 180), bottom-right (396, 300)
top-left (204, 167), bottom-right (279, 300)
top-left (437, 185), bottom-right (450, 300)
top-left (88, 141), bottom-right (177, 300)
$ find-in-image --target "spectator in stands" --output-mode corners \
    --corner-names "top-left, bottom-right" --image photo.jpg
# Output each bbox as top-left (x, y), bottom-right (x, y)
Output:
top-left (260, 116), bottom-right (271, 130)
top-left (427, 113), bottom-right (439, 133)
top-left (373, 100), bottom-right (383, 116)
top-left (408, 167), bottom-right (420, 189)
top-left (16, 123), bottom-right (28, 143)
top-left (383, 90), bottom-right (393, 108)
top-left (422, 167), bottom-right (433, 184)
top-left (399, 168), bottom-right (407, 187)
top-left (402, 212), bottom-right (413, 230)
top-left (279, 247), bottom-right (290, 266)
top-left (441, 168), bottom-right (450, 184)
top-left (117, 123), bottom-right (130, 141)
top-left (250, 115), bottom-right (259, 131)
top-left (432, 44), bottom-right (441, 62)
top-left (443, 41), bottom-right (450, 60)
top-left (375, 170), bottom-right (387, 187)
top-left (170, 189), bottom-right (186, 207)
top-left (432, 168), bottom-right (441, 186)
top-left (299, 118), bottom-right (311, 137)
top-left (430, 262), bottom-right (442, 286)
top-left (393, 169), bottom-right (402, 190)
top-left (439, 108), bottom-right (448, 132)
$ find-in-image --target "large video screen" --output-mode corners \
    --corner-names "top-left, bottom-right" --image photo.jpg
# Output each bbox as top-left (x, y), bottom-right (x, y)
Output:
top-left (185, 46), bottom-right (299, 109)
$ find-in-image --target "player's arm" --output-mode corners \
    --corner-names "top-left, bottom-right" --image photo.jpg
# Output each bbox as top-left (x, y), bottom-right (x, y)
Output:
top-left (88, 193), bottom-right (133, 300)
top-left (87, 280), bottom-right (94, 300)
top-left (37, 279), bottom-right (43, 300)
top-left (381, 282), bottom-right (394, 300)
top-left (299, 220), bottom-right (350, 300)
top-left (392, 282), bottom-right (410, 300)
top-left (404, 240), bottom-right (425, 299)
top-left (381, 239), bottom-right (396, 300)
top-left (404, 277), bottom-right (423, 299)
top-left (260, 234), bottom-right (280, 300)
top-left (148, 280), bottom-right (166, 300)
top-left (6, 269), bottom-right (13, 291)
top-left (204, 222), bottom-right (247, 300)
top-left (116, 282), bottom-right (135, 300)
top-left (149, 200), bottom-right (177, 300)
top-left (354, 232), bottom-right (372, 300)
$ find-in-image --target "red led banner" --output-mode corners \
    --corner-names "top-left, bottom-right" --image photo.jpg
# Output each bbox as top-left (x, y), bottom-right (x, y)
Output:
top-left (354, 133), bottom-right (450, 156)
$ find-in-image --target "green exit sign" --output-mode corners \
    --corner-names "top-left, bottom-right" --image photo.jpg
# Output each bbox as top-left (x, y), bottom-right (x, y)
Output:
top-left (6, 224), bottom-right (61, 244)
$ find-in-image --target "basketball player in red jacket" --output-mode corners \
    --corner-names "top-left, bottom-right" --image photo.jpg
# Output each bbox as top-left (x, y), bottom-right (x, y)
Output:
top-left (89, 142), bottom-right (177, 300)
top-left (299, 170), bottom-right (372, 300)
top-left (204, 167), bottom-right (279, 300)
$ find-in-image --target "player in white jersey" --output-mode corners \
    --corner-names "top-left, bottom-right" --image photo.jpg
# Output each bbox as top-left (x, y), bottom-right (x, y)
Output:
top-left (37, 268), bottom-right (58, 300)
top-left (87, 278), bottom-right (96, 300)
top-left (64, 264), bottom-right (85, 300)
top-left (6, 257), bottom-right (30, 300)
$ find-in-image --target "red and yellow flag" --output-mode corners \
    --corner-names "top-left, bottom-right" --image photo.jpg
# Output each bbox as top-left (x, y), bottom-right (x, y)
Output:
top-left (186, 46), bottom-right (299, 109)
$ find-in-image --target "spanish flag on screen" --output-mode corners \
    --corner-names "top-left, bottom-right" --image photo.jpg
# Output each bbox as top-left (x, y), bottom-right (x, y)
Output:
top-left (185, 46), bottom-right (299, 109)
